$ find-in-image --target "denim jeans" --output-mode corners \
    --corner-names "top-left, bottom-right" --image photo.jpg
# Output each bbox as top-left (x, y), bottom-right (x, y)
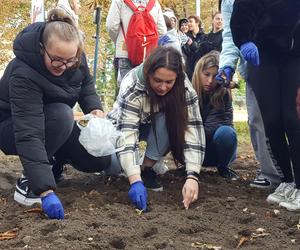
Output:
top-left (203, 125), bottom-right (237, 169)
top-left (117, 58), bottom-right (133, 87)
top-left (110, 113), bottom-right (170, 172)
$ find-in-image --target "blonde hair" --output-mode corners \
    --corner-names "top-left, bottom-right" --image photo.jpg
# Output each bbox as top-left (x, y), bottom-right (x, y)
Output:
top-left (42, 9), bottom-right (83, 64)
top-left (192, 50), bottom-right (228, 109)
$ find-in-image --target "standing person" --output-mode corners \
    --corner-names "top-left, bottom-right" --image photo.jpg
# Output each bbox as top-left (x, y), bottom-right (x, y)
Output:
top-left (0, 9), bottom-right (116, 220)
top-left (108, 46), bottom-right (205, 211)
top-left (106, 0), bottom-right (167, 88)
top-left (179, 18), bottom-right (189, 35)
top-left (204, 12), bottom-right (224, 52)
top-left (182, 15), bottom-right (205, 80)
top-left (231, 0), bottom-right (300, 211)
top-left (192, 51), bottom-right (238, 180)
top-left (56, 0), bottom-right (81, 26)
top-left (216, 0), bottom-right (282, 188)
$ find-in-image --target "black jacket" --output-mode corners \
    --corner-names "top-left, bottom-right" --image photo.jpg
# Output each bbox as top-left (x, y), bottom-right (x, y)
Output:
top-left (201, 91), bottom-right (233, 142)
top-left (0, 22), bottom-right (102, 195)
top-left (230, 0), bottom-right (300, 56)
top-left (182, 30), bottom-right (205, 79)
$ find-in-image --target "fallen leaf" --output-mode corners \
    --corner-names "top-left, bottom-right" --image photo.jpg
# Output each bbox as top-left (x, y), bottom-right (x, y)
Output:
top-left (135, 209), bottom-right (144, 215)
top-left (191, 242), bottom-right (222, 249)
top-left (237, 236), bottom-right (249, 248)
top-left (0, 197), bottom-right (7, 205)
top-left (24, 207), bottom-right (43, 214)
top-left (0, 228), bottom-right (19, 241)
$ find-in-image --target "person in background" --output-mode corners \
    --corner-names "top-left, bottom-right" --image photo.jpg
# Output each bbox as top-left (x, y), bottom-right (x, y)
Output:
top-left (192, 51), bottom-right (238, 180)
top-left (158, 13), bottom-right (182, 54)
top-left (231, 0), bottom-right (300, 211)
top-left (0, 9), bottom-right (117, 220)
top-left (179, 18), bottom-right (189, 35)
top-left (204, 12), bottom-right (224, 52)
top-left (56, 0), bottom-right (81, 26)
top-left (163, 8), bottom-right (177, 29)
top-left (216, 0), bottom-right (282, 188)
top-left (182, 15), bottom-right (205, 80)
top-left (108, 46), bottom-right (205, 211)
top-left (106, 0), bottom-right (167, 88)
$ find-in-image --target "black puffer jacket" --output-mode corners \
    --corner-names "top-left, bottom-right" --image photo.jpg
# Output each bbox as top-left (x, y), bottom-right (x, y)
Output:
top-left (0, 22), bottom-right (102, 195)
top-left (230, 0), bottom-right (300, 56)
top-left (201, 91), bottom-right (233, 142)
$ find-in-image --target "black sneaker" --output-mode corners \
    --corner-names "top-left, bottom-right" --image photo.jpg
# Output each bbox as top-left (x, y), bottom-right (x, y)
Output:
top-left (141, 168), bottom-right (163, 192)
top-left (14, 177), bottom-right (41, 206)
top-left (250, 178), bottom-right (272, 188)
top-left (218, 167), bottom-right (239, 180)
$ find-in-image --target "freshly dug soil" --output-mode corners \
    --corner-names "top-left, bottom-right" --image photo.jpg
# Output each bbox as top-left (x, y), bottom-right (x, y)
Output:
top-left (0, 143), bottom-right (299, 250)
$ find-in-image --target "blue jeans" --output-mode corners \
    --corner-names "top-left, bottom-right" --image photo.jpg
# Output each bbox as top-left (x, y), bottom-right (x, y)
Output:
top-left (140, 113), bottom-right (170, 161)
top-left (203, 126), bottom-right (237, 170)
top-left (109, 113), bottom-right (170, 173)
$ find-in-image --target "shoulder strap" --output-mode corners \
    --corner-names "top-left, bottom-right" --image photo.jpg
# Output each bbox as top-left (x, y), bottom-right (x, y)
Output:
top-left (123, 0), bottom-right (138, 12)
top-left (145, 0), bottom-right (156, 12)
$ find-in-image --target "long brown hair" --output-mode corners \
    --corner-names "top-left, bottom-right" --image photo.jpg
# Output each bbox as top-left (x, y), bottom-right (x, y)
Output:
top-left (192, 50), bottom-right (228, 111)
top-left (42, 8), bottom-right (83, 66)
top-left (143, 47), bottom-right (187, 165)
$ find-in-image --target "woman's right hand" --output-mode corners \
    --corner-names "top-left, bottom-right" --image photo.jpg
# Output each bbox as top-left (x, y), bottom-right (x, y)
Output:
top-left (128, 175), bottom-right (147, 211)
top-left (41, 191), bottom-right (64, 220)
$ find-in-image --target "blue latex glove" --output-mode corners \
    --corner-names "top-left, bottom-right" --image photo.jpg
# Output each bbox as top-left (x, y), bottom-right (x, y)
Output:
top-left (41, 192), bottom-right (64, 220)
top-left (158, 35), bottom-right (171, 46)
top-left (215, 66), bottom-right (235, 88)
top-left (128, 181), bottom-right (147, 211)
top-left (240, 42), bottom-right (260, 66)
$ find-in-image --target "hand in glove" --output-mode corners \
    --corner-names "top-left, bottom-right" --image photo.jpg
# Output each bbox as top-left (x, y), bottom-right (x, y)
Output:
top-left (158, 35), bottom-right (171, 46)
top-left (240, 42), bottom-right (260, 66)
top-left (41, 192), bottom-right (64, 220)
top-left (128, 181), bottom-right (147, 211)
top-left (215, 66), bottom-right (235, 88)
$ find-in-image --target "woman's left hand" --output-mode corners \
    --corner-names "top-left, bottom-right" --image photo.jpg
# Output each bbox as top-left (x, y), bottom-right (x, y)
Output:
top-left (182, 178), bottom-right (199, 209)
top-left (90, 109), bottom-right (106, 118)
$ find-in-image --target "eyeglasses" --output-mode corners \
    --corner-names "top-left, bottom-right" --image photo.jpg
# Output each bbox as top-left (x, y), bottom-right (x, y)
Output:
top-left (43, 46), bottom-right (79, 69)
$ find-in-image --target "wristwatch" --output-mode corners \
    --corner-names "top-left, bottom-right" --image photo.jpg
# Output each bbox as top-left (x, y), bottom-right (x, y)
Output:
top-left (186, 171), bottom-right (200, 179)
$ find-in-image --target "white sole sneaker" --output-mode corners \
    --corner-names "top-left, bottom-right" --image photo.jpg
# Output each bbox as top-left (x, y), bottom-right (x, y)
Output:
top-left (14, 190), bottom-right (41, 206)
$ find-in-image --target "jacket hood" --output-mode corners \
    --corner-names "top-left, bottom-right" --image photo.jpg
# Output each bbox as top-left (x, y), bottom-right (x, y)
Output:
top-left (13, 22), bottom-right (46, 74)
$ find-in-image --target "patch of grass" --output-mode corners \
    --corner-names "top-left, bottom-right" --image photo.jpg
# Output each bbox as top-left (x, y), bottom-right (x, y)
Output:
top-left (234, 121), bottom-right (250, 146)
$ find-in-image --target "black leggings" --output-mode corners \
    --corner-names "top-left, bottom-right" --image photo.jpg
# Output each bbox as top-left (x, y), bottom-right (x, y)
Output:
top-left (247, 53), bottom-right (300, 188)
top-left (0, 103), bottom-right (111, 173)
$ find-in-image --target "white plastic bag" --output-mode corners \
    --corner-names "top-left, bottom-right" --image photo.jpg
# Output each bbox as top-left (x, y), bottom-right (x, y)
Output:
top-left (77, 114), bottom-right (125, 157)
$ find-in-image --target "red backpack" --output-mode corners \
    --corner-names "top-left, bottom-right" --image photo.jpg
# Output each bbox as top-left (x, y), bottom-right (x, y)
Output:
top-left (121, 0), bottom-right (159, 66)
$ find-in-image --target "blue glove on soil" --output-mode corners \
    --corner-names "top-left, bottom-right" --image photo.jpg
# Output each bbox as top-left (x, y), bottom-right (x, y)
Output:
top-left (215, 66), bottom-right (235, 88)
top-left (41, 192), bottom-right (64, 220)
top-left (158, 35), bottom-right (171, 46)
top-left (240, 42), bottom-right (260, 66)
top-left (128, 181), bottom-right (147, 211)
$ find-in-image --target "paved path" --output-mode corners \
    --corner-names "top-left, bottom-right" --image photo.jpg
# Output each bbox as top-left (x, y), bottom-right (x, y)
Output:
top-left (233, 109), bottom-right (248, 122)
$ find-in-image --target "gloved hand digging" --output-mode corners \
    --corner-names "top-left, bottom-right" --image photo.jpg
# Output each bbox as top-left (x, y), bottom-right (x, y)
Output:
top-left (128, 180), bottom-right (147, 211)
top-left (41, 192), bottom-right (64, 220)
top-left (215, 66), bottom-right (235, 88)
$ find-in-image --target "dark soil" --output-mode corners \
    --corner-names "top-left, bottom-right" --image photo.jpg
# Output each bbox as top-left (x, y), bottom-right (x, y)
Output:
top-left (0, 143), bottom-right (300, 250)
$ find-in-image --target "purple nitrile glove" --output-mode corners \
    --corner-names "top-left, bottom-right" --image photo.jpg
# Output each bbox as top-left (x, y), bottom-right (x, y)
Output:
top-left (128, 181), bottom-right (147, 211)
top-left (240, 42), bottom-right (260, 66)
top-left (41, 192), bottom-right (64, 220)
top-left (215, 66), bottom-right (235, 88)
